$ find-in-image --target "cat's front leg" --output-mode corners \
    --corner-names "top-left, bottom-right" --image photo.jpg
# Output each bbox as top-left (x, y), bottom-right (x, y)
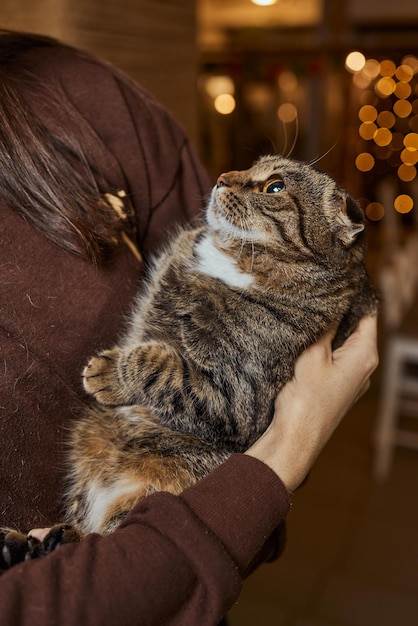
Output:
top-left (83, 348), bottom-right (128, 405)
top-left (83, 343), bottom-right (186, 408)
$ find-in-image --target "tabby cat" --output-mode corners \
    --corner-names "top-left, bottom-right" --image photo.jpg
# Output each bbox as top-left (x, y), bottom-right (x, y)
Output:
top-left (0, 155), bottom-right (378, 565)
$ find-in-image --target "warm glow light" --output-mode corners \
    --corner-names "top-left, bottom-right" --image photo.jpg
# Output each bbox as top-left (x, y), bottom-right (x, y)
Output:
top-left (345, 51), bottom-right (366, 73)
top-left (377, 110), bottom-right (396, 129)
top-left (359, 105), bottom-right (377, 123)
top-left (359, 122), bottom-right (377, 140)
top-left (394, 99), bottom-right (413, 118)
top-left (379, 60), bottom-right (396, 77)
top-left (363, 59), bottom-right (380, 79)
top-left (394, 82), bottom-right (412, 100)
top-left (398, 164), bottom-right (417, 182)
top-left (205, 76), bottom-right (234, 99)
top-left (356, 153), bottom-right (375, 172)
top-left (251, 0), bottom-right (277, 5)
top-left (404, 133), bottom-right (418, 150)
top-left (395, 64), bottom-right (414, 83)
top-left (374, 127), bottom-right (392, 147)
top-left (214, 94), bottom-right (236, 115)
top-left (375, 77), bottom-right (396, 97)
top-left (394, 194), bottom-right (414, 214)
top-left (401, 148), bottom-right (418, 165)
top-left (353, 73), bottom-right (370, 89)
top-left (277, 102), bottom-right (298, 123)
top-left (403, 56), bottom-right (418, 74)
top-left (366, 202), bottom-right (385, 221)
top-left (278, 71), bottom-right (298, 93)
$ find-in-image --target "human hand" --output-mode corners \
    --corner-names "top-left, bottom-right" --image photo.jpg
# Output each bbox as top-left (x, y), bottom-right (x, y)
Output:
top-left (28, 528), bottom-right (51, 542)
top-left (245, 314), bottom-right (378, 492)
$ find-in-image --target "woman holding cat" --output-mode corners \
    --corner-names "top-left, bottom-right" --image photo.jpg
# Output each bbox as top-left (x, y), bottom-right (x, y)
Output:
top-left (0, 31), bottom-right (378, 625)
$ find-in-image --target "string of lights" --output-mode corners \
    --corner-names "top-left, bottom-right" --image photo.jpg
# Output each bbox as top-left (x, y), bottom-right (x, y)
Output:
top-left (346, 52), bottom-right (418, 221)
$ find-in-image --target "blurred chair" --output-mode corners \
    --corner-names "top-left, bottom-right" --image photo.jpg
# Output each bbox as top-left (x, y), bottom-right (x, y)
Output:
top-left (373, 232), bottom-right (418, 480)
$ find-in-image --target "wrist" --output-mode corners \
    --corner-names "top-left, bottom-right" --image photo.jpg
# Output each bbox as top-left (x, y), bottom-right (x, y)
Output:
top-left (245, 422), bottom-right (308, 493)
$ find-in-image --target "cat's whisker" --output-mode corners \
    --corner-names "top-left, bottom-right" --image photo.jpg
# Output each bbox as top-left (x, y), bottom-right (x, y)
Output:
top-left (249, 237), bottom-right (255, 277)
top-left (308, 138), bottom-right (339, 167)
top-left (284, 114), bottom-right (299, 159)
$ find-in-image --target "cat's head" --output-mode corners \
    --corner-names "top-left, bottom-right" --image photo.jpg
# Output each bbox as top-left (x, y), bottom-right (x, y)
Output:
top-left (206, 155), bottom-right (366, 259)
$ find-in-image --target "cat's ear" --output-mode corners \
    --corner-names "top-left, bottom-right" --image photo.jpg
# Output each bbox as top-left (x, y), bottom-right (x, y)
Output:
top-left (336, 197), bottom-right (365, 246)
top-left (336, 215), bottom-right (364, 246)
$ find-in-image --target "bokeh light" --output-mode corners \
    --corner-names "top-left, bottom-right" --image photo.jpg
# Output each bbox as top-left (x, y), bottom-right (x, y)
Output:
top-left (377, 110), bottom-right (396, 128)
top-left (349, 53), bottom-right (418, 219)
top-left (278, 71), bottom-right (298, 93)
top-left (398, 164), bottom-right (417, 181)
top-left (394, 194), bottom-right (414, 213)
top-left (355, 152), bottom-right (375, 172)
top-left (375, 77), bottom-right (396, 97)
top-left (366, 202), bottom-right (385, 221)
top-left (359, 122), bottom-right (377, 140)
top-left (380, 59), bottom-right (396, 77)
top-left (394, 82), bottom-right (412, 99)
top-left (404, 132), bottom-right (418, 150)
top-left (403, 56), bottom-right (418, 73)
top-left (277, 102), bottom-right (298, 123)
top-left (345, 51), bottom-right (366, 73)
top-left (363, 59), bottom-right (380, 80)
top-left (205, 75), bottom-right (235, 99)
top-left (359, 105), bottom-right (377, 122)
top-left (214, 94), bottom-right (236, 115)
top-left (374, 127), bottom-right (392, 146)
top-left (401, 148), bottom-right (418, 165)
top-left (393, 99), bottom-right (413, 118)
top-left (395, 64), bottom-right (414, 82)
top-left (251, 0), bottom-right (277, 5)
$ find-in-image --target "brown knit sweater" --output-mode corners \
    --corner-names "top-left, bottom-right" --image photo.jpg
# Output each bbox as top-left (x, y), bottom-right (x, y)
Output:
top-left (0, 39), bottom-right (291, 625)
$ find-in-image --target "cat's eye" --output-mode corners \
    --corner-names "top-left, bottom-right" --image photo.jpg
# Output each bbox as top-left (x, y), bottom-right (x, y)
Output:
top-left (262, 179), bottom-right (285, 194)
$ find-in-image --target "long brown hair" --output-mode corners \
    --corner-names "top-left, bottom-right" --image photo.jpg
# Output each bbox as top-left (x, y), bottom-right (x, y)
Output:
top-left (0, 31), bottom-right (126, 263)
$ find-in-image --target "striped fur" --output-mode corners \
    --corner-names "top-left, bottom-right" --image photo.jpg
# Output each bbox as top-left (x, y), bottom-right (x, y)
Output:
top-left (69, 155), bottom-right (378, 536)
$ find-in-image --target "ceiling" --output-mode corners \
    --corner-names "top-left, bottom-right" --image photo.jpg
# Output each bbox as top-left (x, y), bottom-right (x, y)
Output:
top-left (197, 0), bottom-right (418, 52)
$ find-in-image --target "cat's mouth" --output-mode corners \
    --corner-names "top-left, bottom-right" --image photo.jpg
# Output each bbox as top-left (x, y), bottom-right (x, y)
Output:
top-left (207, 186), bottom-right (258, 241)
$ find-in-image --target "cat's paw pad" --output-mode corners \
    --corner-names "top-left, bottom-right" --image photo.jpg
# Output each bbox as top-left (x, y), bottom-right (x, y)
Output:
top-left (83, 350), bottom-right (125, 405)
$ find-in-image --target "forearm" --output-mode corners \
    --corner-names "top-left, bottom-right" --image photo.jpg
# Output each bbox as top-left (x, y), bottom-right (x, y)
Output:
top-left (246, 314), bottom-right (378, 492)
top-left (0, 455), bottom-right (290, 626)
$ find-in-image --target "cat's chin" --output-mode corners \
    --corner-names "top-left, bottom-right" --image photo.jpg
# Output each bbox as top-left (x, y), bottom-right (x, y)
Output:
top-left (206, 197), bottom-right (264, 244)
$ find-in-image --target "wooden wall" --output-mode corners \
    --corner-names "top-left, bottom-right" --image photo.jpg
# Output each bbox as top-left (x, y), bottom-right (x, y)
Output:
top-left (0, 0), bottom-right (199, 144)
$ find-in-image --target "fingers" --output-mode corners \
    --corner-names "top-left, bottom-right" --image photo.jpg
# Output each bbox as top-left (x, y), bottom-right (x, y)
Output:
top-left (28, 528), bottom-right (51, 542)
top-left (333, 313), bottom-right (379, 375)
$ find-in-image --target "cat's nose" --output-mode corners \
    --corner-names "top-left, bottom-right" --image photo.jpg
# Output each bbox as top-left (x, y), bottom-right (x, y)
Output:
top-left (216, 174), bottom-right (231, 188)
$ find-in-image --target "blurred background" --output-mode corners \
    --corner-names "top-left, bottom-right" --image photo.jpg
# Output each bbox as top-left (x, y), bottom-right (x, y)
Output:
top-left (1, 1), bottom-right (418, 624)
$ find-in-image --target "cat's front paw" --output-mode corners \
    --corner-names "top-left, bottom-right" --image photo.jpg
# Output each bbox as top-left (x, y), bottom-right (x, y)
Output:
top-left (83, 350), bottom-right (126, 405)
top-left (41, 524), bottom-right (82, 553)
top-left (0, 525), bottom-right (83, 570)
top-left (0, 528), bottom-right (37, 569)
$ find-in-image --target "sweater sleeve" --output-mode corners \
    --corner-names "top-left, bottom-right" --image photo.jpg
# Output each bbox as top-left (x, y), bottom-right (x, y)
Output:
top-left (0, 455), bottom-right (290, 626)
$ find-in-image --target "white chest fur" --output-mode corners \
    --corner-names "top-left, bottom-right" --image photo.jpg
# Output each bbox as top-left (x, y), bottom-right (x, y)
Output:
top-left (194, 235), bottom-right (254, 289)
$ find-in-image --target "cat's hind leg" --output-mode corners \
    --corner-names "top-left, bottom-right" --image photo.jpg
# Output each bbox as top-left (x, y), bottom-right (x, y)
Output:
top-left (67, 405), bottom-right (229, 536)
